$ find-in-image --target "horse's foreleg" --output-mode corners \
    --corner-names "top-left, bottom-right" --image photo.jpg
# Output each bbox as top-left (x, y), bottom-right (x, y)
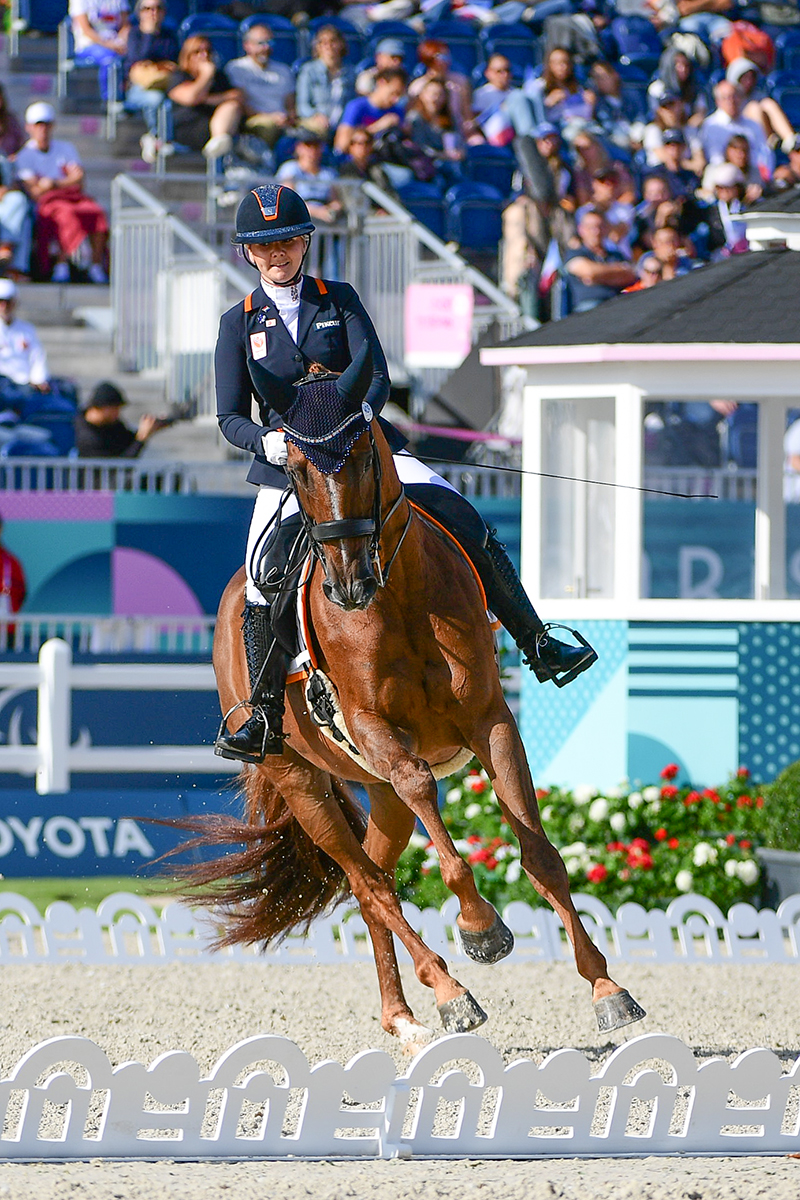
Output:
top-left (362, 782), bottom-right (433, 1044)
top-left (473, 713), bottom-right (633, 1007)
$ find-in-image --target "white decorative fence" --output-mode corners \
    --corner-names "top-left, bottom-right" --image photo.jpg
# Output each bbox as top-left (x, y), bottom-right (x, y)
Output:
top-left (2, 1030), bottom-right (799, 1160)
top-left (4, 891), bottom-right (800, 966)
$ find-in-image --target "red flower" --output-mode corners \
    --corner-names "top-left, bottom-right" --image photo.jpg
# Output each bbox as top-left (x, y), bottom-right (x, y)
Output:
top-left (685, 791), bottom-right (702, 805)
top-left (606, 841), bottom-right (626, 852)
top-left (668, 837), bottom-right (680, 850)
top-left (702, 789), bottom-right (720, 803)
top-left (756, 796), bottom-right (765, 808)
top-left (654, 827), bottom-right (668, 841)
top-left (587, 864), bottom-right (608, 883)
top-left (619, 868), bottom-right (631, 880)
top-left (726, 834), bottom-right (736, 845)
top-left (466, 835), bottom-right (482, 845)
top-left (737, 796), bottom-right (752, 808)
top-left (630, 837), bottom-right (649, 850)
top-left (536, 787), bottom-right (550, 800)
top-left (485, 856), bottom-right (499, 871)
top-left (740, 840), bottom-right (751, 850)
top-left (661, 785), bottom-right (679, 799)
top-left (467, 777), bottom-right (487, 794)
top-left (737, 767), bottom-right (750, 779)
top-left (660, 763), bottom-right (680, 780)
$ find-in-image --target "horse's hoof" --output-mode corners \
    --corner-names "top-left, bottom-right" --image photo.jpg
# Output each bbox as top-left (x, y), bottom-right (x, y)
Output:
top-left (593, 989), bottom-right (646, 1034)
top-left (459, 912), bottom-right (515, 965)
top-left (438, 990), bottom-right (488, 1033)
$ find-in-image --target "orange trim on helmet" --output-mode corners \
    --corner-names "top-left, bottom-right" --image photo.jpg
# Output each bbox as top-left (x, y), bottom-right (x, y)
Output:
top-left (251, 185), bottom-right (283, 221)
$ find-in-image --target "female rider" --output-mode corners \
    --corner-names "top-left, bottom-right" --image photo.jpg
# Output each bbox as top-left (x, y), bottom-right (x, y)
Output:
top-left (214, 184), bottom-right (596, 763)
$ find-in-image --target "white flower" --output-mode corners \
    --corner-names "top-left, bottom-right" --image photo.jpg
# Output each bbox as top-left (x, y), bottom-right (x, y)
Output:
top-left (643, 786), bottom-right (660, 803)
top-left (675, 869), bottom-right (693, 893)
top-left (494, 845), bottom-right (512, 860)
top-left (692, 842), bottom-right (718, 867)
top-left (589, 797), bottom-right (609, 823)
top-left (408, 832), bottom-right (429, 849)
top-left (724, 859), bottom-right (738, 877)
top-left (453, 839), bottom-right (470, 853)
top-left (565, 857), bottom-right (582, 876)
top-left (572, 784), bottom-right (597, 805)
top-left (506, 859), bottom-right (522, 883)
top-left (736, 860), bottom-right (759, 884)
top-left (561, 842), bottom-right (587, 857)
top-left (465, 803), bottom-right (482, 819)
top-left (540, 805), bottom-right (553, 822)
top-left (445, 788), bottom-right (461, 804)
top-left (650, 799), bottom-right (661, 813)
top-left (610, 812), bottom-right (627, 833)
top-left (422, 855), bottom-right (438, 871)
top-left (569, 814), bottom-right (586, 833)
top-left (606, 786), bottom-right (623, 799)
top-left (628, 791), bottom-right (643, 809)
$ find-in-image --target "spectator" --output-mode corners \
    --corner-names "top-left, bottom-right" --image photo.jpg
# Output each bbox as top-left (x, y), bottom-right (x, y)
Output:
top-left (0, 510), bottom-right (25, 618)
top-left (653, 129), bottom-right (702, 197)
top-left (0, 279), bottom-right (48, 397)
top-left (166, 36), bottom-right (244, 160)
top-left (644, 93), bottom-right (702, 170)
top-left (405, 78), bottom-right (465, 170)
top-left (624, 253), bottom-right (664, 290)
top-left (563, 207), bottom-right (636, 311)
top-left (473, 55), bottom-right (513, 121)
top-left (473, 56), bottom-right (536, 145)
top-left (703, 162), bottom-right (748, 258)
top-left (69, 0), bottom-right (130, 101)
top-left (15, 103), bottom-right (109, 284)
top-left (648, 44), bottom-right (708, 125)
top-left (773, 135), bottom-right (800, 188)
top-left (699, 80), bottom-right (772, 178)
top-left (727, 57), bottom-right (796, 152)
top-left (226, 24), bottom-right (295, 151)
top-left (123, 0), bottom-right (179, 164)
top-left (632, 173), bottom-right (676, 253)
top-left (334, 67), bottom-right (407, 155)
top-left (651, 223), bottom-right (696, 278)
top-left (578, 165), bottom-right (634, 254)
top-left (722, 132), bottom-right (763, 204)
top-left (571, 130), bottom-right (635, 206)
top-left (355, 38), bottom-right (405, 98)
top-left (74, 381), bottom-right (168, 457)
top-left (275, 132), bottom-right (342, 224)
top-left (0, 156), bottom-right (32, 279)
top-left (589, 61), bottom-right (633, 150)
top-left (0, 84), bottom-right (25, 157)
top-left (527, 48), bottom-right (595, 137)
top-left (338, 128), bottom-right (397, 197)
top-left (408, 40), bottom-right (475, 142)
top-left (676, 0), bottom-right (734, 46)
top-left (295, 25), bottom-right (356, 140)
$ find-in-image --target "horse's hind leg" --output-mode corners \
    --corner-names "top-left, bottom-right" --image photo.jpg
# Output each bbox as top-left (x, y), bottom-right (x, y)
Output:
top-left (472, 711), bottom-right (646, 1032)
top-left (362, 782), bottom-right (433, 1045)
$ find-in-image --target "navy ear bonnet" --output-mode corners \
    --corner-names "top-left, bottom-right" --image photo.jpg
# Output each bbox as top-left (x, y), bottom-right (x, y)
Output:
top-left (283, 342), bottom-right (374, 475)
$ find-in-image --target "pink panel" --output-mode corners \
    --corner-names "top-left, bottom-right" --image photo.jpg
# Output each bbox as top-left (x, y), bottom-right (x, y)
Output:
top-left (112, 547), bottom-right (204, 616)
top-left (0, 492), bottom-right (114, 521)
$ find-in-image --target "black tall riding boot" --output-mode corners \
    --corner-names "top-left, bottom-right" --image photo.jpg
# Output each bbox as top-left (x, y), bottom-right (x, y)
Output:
top-left (214, 602), bottom-right (287, 763)
top-left (405, 483), bottom-right (597, 688)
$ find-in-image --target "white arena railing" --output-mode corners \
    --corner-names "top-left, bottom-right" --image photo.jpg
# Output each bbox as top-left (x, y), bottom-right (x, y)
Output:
top-left (1, 613), bottom-right (216, 655)
top-left (2, 891), bottom-right (799, 967)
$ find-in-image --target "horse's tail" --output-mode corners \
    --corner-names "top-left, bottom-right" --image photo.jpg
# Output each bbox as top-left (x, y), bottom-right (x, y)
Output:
top-left (155, 768), bottom-right (367, 947)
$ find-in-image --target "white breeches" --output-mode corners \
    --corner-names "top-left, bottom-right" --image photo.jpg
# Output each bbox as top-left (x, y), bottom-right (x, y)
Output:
top-left (244, 452), bottom-right (457, 604)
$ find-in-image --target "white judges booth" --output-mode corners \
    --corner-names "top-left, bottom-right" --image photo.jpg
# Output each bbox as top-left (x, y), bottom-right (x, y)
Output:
top-left (481, 229), bottom-right (800, 790)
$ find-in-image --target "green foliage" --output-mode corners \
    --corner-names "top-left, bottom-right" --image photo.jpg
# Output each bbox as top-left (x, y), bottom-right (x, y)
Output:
top-left (396, 762), bottom-right (766, 912)
top-left (2, 876), bottom-right (173, 912)
top-left (759, 759), bottom-right (800, 851)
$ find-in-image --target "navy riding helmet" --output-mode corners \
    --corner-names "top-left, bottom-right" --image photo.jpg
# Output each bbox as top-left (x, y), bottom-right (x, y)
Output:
top-left (231, 184), bottom-right (316, 245)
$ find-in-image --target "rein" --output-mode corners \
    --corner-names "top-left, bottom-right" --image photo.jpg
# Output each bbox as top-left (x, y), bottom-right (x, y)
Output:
top-left (295, 427), bottom-right (412, 589)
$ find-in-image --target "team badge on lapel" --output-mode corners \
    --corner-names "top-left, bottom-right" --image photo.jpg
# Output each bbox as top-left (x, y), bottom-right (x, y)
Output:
top-left (250, 332), bottom-right (267, 360)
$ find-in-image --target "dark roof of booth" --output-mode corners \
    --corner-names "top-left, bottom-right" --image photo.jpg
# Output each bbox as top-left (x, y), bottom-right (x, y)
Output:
top-left (745, 186), bottom-right (800, 214)
top-left (496, 249), bottom-right (800, 348)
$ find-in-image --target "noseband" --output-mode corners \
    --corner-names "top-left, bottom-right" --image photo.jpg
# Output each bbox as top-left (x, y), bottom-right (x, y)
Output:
top-left (293, 427), bottom-right (412, 590)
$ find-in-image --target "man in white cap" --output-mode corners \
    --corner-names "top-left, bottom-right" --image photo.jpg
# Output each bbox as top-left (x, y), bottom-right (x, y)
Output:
top-left (15, 102), bottom-right (109, 284)
top-left (699, 80), bottom-right (771, 179)
top-left (0, 278), bottom-right (49, 397)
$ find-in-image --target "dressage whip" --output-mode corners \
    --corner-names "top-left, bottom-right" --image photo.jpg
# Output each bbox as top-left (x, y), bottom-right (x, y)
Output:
top-left (418, 456), bottom-right (718, 500)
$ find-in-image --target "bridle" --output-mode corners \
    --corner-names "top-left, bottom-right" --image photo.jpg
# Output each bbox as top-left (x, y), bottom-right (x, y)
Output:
top-left (290, 426), bottom-right (412, 590)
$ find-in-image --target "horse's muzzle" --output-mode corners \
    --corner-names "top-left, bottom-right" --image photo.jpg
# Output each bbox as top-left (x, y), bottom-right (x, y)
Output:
top-left (323, 574), bottom-right (378, 611)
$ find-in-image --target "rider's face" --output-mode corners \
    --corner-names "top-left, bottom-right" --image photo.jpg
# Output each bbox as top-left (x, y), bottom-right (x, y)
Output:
top-left (249, 236), bottom-right (306, 284)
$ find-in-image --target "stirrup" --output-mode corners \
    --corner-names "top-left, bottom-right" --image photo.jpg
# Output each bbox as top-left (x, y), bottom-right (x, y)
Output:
top-left (214, 700), bottom-right (285, 764)
top-left (523, 623), bottom-right (598, 688)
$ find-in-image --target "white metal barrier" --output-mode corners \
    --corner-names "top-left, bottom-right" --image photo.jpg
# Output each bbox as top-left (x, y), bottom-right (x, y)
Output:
top-left (0, 614), bottom-right (216, 654)
top-left (1, 639), bottom-right (234, 794)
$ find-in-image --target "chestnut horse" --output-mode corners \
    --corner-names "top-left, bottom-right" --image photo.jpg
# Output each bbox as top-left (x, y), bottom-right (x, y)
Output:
top-left (193, 360), bottom-right (645, 1043)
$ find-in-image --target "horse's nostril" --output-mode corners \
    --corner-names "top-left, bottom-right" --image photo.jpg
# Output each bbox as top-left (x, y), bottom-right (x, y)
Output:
top-left (352, 577), bottom-right (378, 608)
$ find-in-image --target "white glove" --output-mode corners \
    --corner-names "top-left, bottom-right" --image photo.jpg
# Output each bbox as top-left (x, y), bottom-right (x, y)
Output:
top-left (262, 429), bottom-right (288, 467)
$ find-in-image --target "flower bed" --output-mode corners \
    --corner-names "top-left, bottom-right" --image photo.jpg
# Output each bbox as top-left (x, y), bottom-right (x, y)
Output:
top-left (396, 763), bottom-right (765, 912)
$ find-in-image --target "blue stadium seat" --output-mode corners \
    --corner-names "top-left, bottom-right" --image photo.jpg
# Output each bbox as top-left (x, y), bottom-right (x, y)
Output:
top-left (480, 23), bottom-right (540, 82)
top-left (178, 13), bottom-right (238, 38)
top-left (18, 0), bottom-right (66, 34)
top-left (609, 15), bottom-right (663, 75)
top-left (464, 144), bottom-right (515, 197)
top-left (426, 19), bottom-right (483, 77)
top-left (239, 13), bottom-right (300, 65)
top-left (444, 181), bottom-right (504, 249)
top-left (621, 80), bottom-right (649, 122)
top-left (396, 180), bottom-right (446, 239)
top-left (768, 71), bottom-right (800, 126)
top-left (774, 28), bottom-right (800, 71)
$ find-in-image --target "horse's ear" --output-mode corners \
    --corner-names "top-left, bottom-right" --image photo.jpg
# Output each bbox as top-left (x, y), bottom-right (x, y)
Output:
top-left (335, 340), bottom-right (372, 408)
